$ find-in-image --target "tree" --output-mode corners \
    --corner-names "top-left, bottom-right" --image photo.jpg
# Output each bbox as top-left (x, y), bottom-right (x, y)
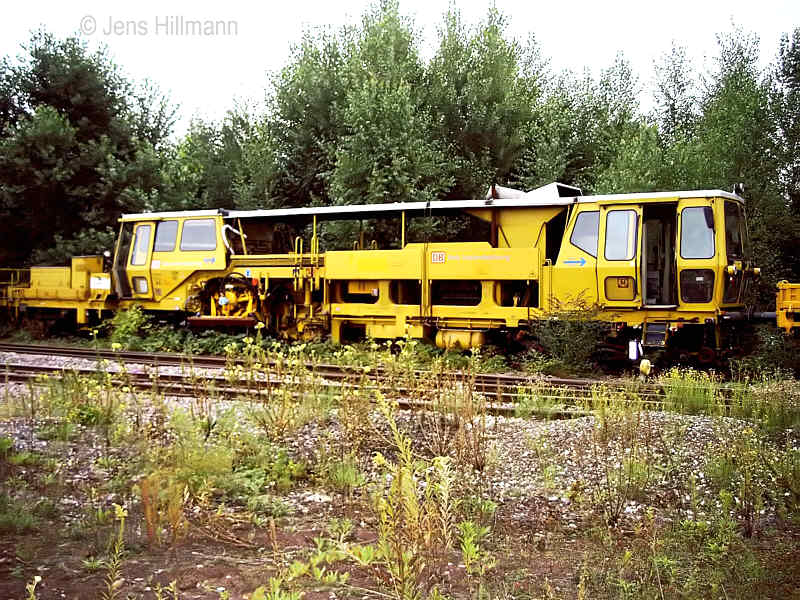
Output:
top-left (267, 27), bottom-right (350, 208)
top-left (425, 7), bottom-right (535, 197)
top-left (693, 27), bottom-right (795, 298)
top-left (652, 43), bottom-right (699, 145)
top-left (0, 30), bottom-right (174, 264)
top-left (329, 1), bottom-right (450, 207)
top-left (771, 28), bottom-right (800, 216)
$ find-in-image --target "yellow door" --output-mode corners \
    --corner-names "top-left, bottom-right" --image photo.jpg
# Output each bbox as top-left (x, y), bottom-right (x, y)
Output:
top-left (126, 221), bottom-right (155, 299)
top-left (597, 204), bottom-right (642, 308)
top-left (676, 199), bottom-right (718, 309)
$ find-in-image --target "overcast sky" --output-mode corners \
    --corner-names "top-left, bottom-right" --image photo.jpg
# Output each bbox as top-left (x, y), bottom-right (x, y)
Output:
top-left (2, 0), bottom-right (798, 135)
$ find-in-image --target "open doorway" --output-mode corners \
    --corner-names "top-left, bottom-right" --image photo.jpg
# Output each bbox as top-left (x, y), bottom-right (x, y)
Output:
top-left (641, 204), bottom-right (677, 306)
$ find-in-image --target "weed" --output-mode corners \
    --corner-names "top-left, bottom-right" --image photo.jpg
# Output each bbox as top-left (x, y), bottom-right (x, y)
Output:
top-left (419, 366), bottom-right (492, 473)
top-left (82, 556), bottom-right (106, 572)
top-left (24, 575), bottom-right (41, 600)
top-left (154, 581), bottom-right (180, 600)
top-left (326, 517), bottom-right (354, 544)
top-left (325, 455), bottom-right (366, 500)
top-left (660, 368), bottom-right (719, 415)
top-left (457, 520), bottom-right (495, 577)
top-left (371, 395), bottom-right (460, 600)
top-left (251, 577), bottom-right (303, 600)
top-left (0, 493), bottom-right (37, 534)
top-left (36, 420), bottom-right (77, 441)
top-left (7, 450), bottom-right (42, 467)
top-left (138, 471), bottom-right (189, 547)
top-left (101, 504), bottom-right (127, 600)
top-left (706, 425), bottom-right (800, 535)
top-left (582, 396), bottom-right (662, 525)
top-left (0, 434), bottom-right (13, 456)
top-left (246, 494), bottom-right (292, 518)
top-left (347, 543), bottom-right (379, 566)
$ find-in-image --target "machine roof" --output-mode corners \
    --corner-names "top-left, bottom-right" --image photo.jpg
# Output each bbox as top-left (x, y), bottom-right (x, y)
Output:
top-left (119, 183), bottom-right (743, 222)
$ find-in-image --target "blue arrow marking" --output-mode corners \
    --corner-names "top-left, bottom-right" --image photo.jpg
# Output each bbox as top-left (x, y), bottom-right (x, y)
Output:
top-left (564, 257), bottom-right (587, 266)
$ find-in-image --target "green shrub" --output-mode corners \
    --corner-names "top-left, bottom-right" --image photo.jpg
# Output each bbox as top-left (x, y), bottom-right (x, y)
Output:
top-left (730, 325), bottom-right (800, 378)
top-left (527, 299), bottom-right (606, 374)
top-left (109, 305), bottom-right (151, 350)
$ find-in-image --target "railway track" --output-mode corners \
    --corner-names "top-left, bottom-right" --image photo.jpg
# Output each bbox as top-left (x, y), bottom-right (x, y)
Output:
top-left (0, 341), bottom-right (603, 387)
top-left (0, 341), bottom-right (662, 402)
top-left (0, 342), bottom-right (630, 416)
top-left (2, 360), bottom-right (581, 418)
top-left (0, 341), bottom-right (750, 416)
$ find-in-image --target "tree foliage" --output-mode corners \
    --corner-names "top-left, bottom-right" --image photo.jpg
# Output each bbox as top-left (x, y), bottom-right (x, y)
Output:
top-left (0, 30), bottom-right (174, 264)
top-left (0, 8), bottom-right (798, 299)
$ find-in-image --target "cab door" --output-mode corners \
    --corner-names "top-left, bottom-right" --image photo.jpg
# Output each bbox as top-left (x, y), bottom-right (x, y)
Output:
top-left (676, 199), bottom-right (718, 308)
top-left (597, 204), bottom-right (642, 308)
top-left (126, 221), bottom-right (155, 299)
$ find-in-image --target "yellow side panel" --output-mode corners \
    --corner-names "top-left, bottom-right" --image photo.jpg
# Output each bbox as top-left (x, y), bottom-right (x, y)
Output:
top-left (348, 280), bottom-right (378, 295)
top-left (17, 287), bottom-right (85, 301)
top-left (325, 245), bottom-right (424, 279)
top-left (426, 243), bottom-right (539, 280)
top-left (777, 281), bottom-right (800, 307)
top-left (496, 207), bottom-right (563, 247)
top-left (777, 281), bottom-right (800, 332)
top-left (30, 267), bottom-right (70, 288)
top-left (604, 276), bottom-right (636, 301)
top-left (71, 256), bottom-right (102, 292)
top-left (464, 206), bottom-right (564, 248)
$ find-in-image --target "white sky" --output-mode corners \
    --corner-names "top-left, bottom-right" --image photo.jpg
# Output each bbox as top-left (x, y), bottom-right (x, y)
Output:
top-left (2, 0), bottom-right (798, 135)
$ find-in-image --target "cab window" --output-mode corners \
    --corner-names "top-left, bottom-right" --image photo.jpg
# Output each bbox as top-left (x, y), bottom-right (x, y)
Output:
top-left (130, 225), bottom-right (151, 265)
top-left (680, 207), bottom-right (714, 259)
top-left (570, 211), bottom-right (599, 257)
top-left (153, 221), bottom-right (178, 252)
top-left (724, 201), bottom-right (744, 260)
top-left (604, 210), bottom-right (637, 261)
top-left (180, 219), bottom-right (217, 251)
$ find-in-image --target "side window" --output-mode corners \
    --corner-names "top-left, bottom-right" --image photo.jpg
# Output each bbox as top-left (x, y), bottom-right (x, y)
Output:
top-left (180, 219), bottom-right (217, 251)
top-left (604, 210), bottom-right (638, 261)
top-left (570, 211), bottom-right (599, 257)
top-left (724, 201), bottom-right (744, 260)
top-left (681, 207), bottom-right (715, 259)
top-left (130, 224), bottom-right (151, 266)
top-left (153, 221), bottom-right (178, 252)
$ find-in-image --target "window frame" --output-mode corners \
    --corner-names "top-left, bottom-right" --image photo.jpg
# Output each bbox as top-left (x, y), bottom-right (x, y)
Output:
top-left (153, 220), bottom-right (179, 253)
top-left (179, 218), bottom-right (217, 252)
top-left (679, 206), bottom-right (715, 260)
top-left (130, 224), bottom-right (152, 266)
top-left (723, 201), bottom-right (744, 261)
top-left (603, 209), bottom-right (638, 261)
top-left (570, 210), bottom-right (600, 258)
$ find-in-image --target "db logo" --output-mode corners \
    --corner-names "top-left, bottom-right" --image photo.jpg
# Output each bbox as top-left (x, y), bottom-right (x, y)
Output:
top-left (431, 251), bottom-right (446, 264)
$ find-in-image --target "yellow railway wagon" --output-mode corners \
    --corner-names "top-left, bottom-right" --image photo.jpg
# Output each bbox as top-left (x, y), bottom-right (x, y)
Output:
top-left (1, 182), bottom-right (793, 363)
top-left (777, 281), bottom-right (800, 333)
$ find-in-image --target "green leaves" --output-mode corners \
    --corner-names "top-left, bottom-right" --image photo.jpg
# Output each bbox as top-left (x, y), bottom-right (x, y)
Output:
top-left (0, 30), bottom-right (175, 264)
top-left (1, 13), bottom-right (798, 292)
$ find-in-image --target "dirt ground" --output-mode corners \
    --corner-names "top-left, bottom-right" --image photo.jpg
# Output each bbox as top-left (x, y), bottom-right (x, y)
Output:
top-left (1, 394), bottom-right (799, 600)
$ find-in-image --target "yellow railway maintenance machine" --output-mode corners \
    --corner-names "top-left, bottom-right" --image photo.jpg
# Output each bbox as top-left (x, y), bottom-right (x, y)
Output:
top-left (1, 182), bottom-right (795, 362)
